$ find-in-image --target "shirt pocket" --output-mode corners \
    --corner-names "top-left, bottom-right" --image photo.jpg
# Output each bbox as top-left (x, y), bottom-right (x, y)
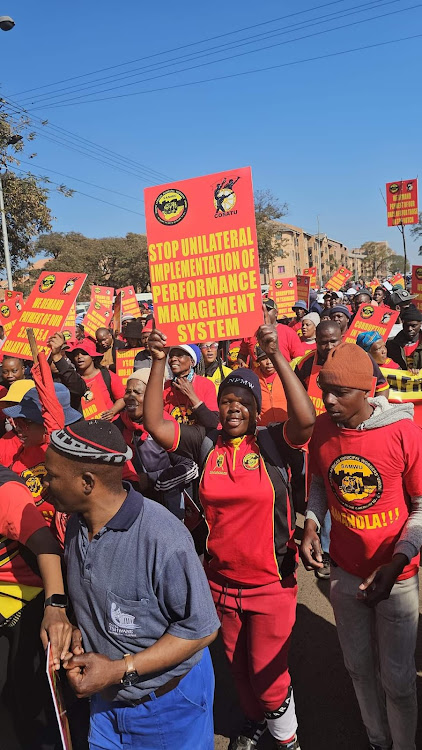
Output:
top-left (105, 590), bottom-right (150, 638)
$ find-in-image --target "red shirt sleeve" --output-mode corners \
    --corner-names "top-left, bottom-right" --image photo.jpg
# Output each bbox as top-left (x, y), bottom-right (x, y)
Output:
top-left (0, 481), bottom-right (47, 544)
top-left (194, 376), bottom-right (218, 411)
top-left (109, 370), bottom-right (125, 400)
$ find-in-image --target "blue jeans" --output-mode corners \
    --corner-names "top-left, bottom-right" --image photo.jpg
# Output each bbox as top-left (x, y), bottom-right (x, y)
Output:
top-left (89, 648), bottom-right (214, 750)
top-left (320, 511), bottom-right (331, 553)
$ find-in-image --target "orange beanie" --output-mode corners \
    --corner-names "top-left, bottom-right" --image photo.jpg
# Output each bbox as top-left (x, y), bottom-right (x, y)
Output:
top-left (318, 343), bottom-right (373, 391)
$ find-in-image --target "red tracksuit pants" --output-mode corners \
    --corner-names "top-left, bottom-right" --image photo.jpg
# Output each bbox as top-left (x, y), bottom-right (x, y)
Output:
top-left (208, 574), bottom-right (297, 720)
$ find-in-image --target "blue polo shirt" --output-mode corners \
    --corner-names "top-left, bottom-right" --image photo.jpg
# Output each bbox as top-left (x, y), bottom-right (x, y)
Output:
top-left (65, 484), bottom-right (220, 703)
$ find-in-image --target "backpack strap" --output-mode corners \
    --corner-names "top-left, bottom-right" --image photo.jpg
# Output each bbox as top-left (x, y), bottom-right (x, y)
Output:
top-left (100, 367), bottom-right (113, 400)
top-left (256, 426), bottom-right (289, 491)
top-left (199, 429), bottom-right (219, 469)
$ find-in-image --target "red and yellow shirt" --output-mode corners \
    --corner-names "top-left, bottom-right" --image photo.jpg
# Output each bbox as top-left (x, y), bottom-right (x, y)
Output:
top-left (309, 413), bottom-right (422, 580)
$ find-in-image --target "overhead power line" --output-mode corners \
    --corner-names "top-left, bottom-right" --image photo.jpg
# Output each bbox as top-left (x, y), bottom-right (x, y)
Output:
top-left (16, 0), bottom-right (392, 106)
top-left (2, 98), bottom-right (173, 184)
top-left (30, 31), bottom-right (421, 107)
top-left (7, 0), bottom-right (363, 98)
top-left (13, 167), bottom-right (145, 217)
top-left (16, 158), bottom-right (141, 201)
top-left (28, 2), bottom-right (421, 110)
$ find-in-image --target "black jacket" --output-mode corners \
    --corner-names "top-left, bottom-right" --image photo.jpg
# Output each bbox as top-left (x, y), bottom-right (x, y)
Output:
top-left (387, 331), bottom-right (422, 370)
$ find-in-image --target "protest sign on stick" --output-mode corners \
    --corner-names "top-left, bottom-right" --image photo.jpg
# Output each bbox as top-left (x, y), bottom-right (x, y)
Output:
top-left (145, 167), bottom-right (262, 346)
top-left (0, 290), bottom-right (24, 337)
top-left (46, 643), bottom-right (73, 750)
top-left (116, 348), bottom-right (143, 380)
top-left (269, 277), bottom-right (297, 317)
top-left (83, 286), bottom-right (114, 339)
top-left (296, 275), bottom-right (310, 308)
top-left (412, 265), bottom-right (422, 312)
top-left (1, 272), bottom-right (86, 359)
top-left (343, 303), bottom-right (399, 344)
top-left (325, 267), bottom-right (352, 291)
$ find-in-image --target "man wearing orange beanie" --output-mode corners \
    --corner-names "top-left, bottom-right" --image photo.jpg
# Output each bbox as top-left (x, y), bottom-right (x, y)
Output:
top-left (301, 343), bottom-right (422, 750)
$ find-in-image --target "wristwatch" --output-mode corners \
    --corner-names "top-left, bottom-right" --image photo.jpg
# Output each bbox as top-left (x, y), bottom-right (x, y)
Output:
top-left (44, 594), bottom-right (68, 609)
top-left (121, 653), bottom-right (140, 687)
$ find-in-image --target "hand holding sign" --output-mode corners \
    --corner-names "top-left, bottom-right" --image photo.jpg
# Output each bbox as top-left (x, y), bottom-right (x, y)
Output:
top-left (148, 324), bottom-right (168, 361)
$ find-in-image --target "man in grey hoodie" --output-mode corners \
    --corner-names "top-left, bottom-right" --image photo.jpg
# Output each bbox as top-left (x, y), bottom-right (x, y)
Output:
top-left (301, 343), bottom-right (422, 750)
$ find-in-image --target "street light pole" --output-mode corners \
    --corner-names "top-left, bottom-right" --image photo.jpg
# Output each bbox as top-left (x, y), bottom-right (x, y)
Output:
top-left (0, 174), bottom-right (13, 289)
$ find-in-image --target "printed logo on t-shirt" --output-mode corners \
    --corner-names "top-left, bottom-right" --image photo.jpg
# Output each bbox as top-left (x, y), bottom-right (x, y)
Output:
top-left (243, 452), bottom-right (260, 470)
top-left (209, 452), bottom-right (227, 475)
top-left (328, 455), bottom-right (383, 511)
top-left (109, 602), bottom-right (136, 636)
top-left (21, 464), bottom-right (47, 502)
top-left (170, 405), bottom-right (194, 424)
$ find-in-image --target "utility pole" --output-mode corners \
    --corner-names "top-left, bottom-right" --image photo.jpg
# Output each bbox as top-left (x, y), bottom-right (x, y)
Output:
top-left (398, 223), bottom-right (407, 276)
top-left (316, 215), bottom-right (322, 287)
top-left (0, 174), bottom-right (13, 289)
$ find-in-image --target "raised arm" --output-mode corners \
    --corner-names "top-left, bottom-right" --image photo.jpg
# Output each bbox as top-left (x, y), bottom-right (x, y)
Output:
top-left (143, 329), bottom-right (178, 450)
top-left (256, 318), bottom-right (315, 446)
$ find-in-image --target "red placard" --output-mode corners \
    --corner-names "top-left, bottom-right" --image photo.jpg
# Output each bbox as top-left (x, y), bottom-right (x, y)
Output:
top-left (61, 303), bottom-right (76, 343)
top-left (269, 277), bottom-right (297, 316)
top-left (119, 286), bottom-right (141, 320)
top-left (390, 272), bottom-right (405, 289)
top-left (115, 348), bottom-right (143, 380)
top-left (46, 643), bottom-right (73, 750)
top-left (325, 266), bottom-right (352, 291)
top-left (0, 290), bottom-right (24, 336)
top-left (0, 272), bottom-right (87, 359)
top-left (412, 265), bottom-right (422, 312)
top-left (343, 303), bottom-right (399, 344)
top-left (144, 167), bottom-right (262, 345)
top-left (296, 275), bottom-right (310, 308)
top-left (303, 267), bottom-right (317, 281)
top-left (386, 179), bottom-right (418, 226)
top-left (83, 285), bottom-right (114, 339)
top-left (80, 377), bottom-right (108, 420)
top-left (308, 366), bottom-right (325, 416)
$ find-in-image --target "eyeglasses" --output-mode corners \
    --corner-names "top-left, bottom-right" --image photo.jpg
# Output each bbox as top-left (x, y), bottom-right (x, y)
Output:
top-left (200, 343), bottom-right (218, 349)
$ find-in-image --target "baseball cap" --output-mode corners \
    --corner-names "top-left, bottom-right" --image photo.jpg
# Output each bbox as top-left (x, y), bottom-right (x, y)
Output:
top-left (3, 384), bottom-right (81, 426)
top-left (263, 298), bottom-right (277, 310)
top-left (168, 344), bottom-right (201, 366)
top-left (391, 289), bottom-right (417, 305)
top-left (0, 379), bottom-right (35, 407)
top-left (67, 339), bottom-right (103, 359)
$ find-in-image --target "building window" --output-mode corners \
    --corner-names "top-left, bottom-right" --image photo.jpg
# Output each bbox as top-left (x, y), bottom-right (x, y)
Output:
top-left (275, 232), bottom-right (282, 241)
top-left (277, 265), bottom-right (285, 274)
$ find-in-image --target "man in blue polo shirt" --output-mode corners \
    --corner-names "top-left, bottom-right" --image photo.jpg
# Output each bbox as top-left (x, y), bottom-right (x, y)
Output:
top-left (43, 420), bottom-right (219, 750)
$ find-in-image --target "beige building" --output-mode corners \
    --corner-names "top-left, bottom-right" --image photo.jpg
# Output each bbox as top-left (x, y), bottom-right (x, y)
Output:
top-left (261, 222), bottom-right (349, 286)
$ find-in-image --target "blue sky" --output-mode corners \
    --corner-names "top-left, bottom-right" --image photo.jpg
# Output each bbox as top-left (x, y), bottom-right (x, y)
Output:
top-left (2, 0), bottom-right (422, 266)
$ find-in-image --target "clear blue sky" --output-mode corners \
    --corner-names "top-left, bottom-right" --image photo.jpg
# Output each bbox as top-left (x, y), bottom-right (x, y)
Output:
top-left (2, 0), bottom-right (422, 265)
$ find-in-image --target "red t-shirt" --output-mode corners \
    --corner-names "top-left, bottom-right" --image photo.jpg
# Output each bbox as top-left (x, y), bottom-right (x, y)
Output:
top-left (309, 412), bottom-right (422, 580)
top-left (240, 325), bottom-right (303, 364)
top-left (83, 370), bottom-right (125, 414)
top-left (0, 481), bottom-right (46, 586)
top-left (403, 341), bottom-right (419, 369)
top-left (163, 375), bottom-right (218, 424)
top-left (8, 443), bottom-right (55, 525)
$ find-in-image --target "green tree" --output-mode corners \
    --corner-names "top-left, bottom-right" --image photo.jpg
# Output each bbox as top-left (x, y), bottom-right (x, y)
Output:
top-left (35, 231), bottom-right (150, 297)
top-left (254, 189), bottom-right (288, 279)
top-left (410, 212), bottom-right (422, 249)
top-left (0, 103), bottom-right (72, 281)
top-left (358, 241), bottom-right (407, 278)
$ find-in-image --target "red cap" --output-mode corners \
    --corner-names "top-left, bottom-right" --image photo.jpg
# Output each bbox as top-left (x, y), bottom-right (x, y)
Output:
top-left (67, 338), bottom-right (103, 358)
top-left (143, 319), bottom-right (153, 332)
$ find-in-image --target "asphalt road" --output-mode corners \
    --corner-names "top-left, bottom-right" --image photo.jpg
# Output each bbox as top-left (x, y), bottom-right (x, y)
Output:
top-left (213, 515), bottom-right (422, 750)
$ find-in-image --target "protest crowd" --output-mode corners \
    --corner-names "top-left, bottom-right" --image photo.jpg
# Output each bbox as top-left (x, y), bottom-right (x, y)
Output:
top-left (1, 262), bottom-right (422, 750)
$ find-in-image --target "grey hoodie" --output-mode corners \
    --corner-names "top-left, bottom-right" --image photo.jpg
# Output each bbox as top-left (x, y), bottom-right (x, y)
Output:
top-left (307, 397), bottom-right (422, 565)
